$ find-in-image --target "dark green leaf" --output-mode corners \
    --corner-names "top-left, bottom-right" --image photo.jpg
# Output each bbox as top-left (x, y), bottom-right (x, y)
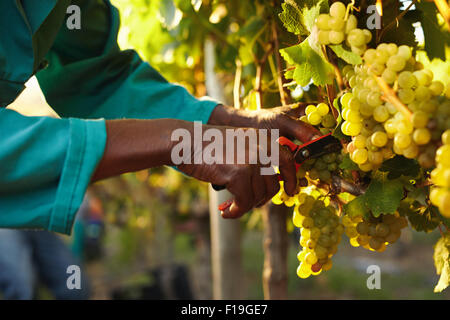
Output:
top-left (364, 177), bottom-right (403, 217)
top-left (339, 154), bottom-right (359, 171)
top-left (402, 204), bottom-right (440, 233)
top-left (344, 195), bottom-right (370, 219)
top-left (416, 1), bottom-right (450, 61)
top-left (379, 156), bottom-right (420, 179)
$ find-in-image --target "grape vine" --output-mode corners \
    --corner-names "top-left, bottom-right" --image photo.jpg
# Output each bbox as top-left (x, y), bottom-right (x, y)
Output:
top-left (274, 0), bottom-right (450, 291)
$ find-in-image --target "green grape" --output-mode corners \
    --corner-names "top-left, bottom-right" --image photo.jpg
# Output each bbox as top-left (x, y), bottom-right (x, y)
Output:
top-left (398, 71), bottom-right (416, 89)
top-left (442, 129), bottom-right (450, 145)
top-left (318, 30), bottom-right (330, 45)
top-left (316, 103), bottom-right (329, 116)
top-left (367, 91), bottom-right (383, 107)
top-left (329, 30), bottom-right (345, 44)
top-left (307, 111), bottom-right (322, 125)
top-left (402, 142), bottom-right (419, 159)
top-left (321, 113), bottom-right (336, 128)
top-left (351, 45), bottom-right (366, 56)
top-left (436, 145), bottom-right (450, 167)
top-left (398, 88), bottom-right (415, 104)
top-left (375, 48), bottom-right (389, 64)
top-left (353, 135), bottom-right (366, 149)
top-left (429, 81), bottom-right (444, 96)
top-left (371, 131), bottom-right (388, 147)
top-left (316, 14), bottom-right (331, 30)
top-left (305, 104), bottom-right (317, 115)
top-left (413, 128), bottom-right (431, 145)
top-left (363, 49), bottom-right (377, 64)
top-left (373, 105), bottom-right (389, 122)
top-left (363, 29), bottom-right (372, 43)
top-left (386, 55), bottom-right (406, 72)
top-left (411, 111), bottom-right (429, 128)
top-left (345, 14), bottom-right (357, 33)
top-left (394, 133), bottom-right (412, 149)
top-left (375, 223), bottom-right (390, 237)
top-left (414, 86), bottom-right (431, 102)
top-left (347, 29), bottom-right (366, 47)
top-left (330, 1), bottom-right (346, 19)
top-left (381, 68), bottom-right (397, 84)
top-left (340, 92), bottom-right (353, 107)
top-left (397, 45), bottom-right (412, 60)
top-left (352, 148), bottom-right (368, 164)
top-left (348, 97), bottom-right (361, 110)
top-left (329, 16), bottom-right (345, 30)
top-left (386, 43), bottom-right (398, 55)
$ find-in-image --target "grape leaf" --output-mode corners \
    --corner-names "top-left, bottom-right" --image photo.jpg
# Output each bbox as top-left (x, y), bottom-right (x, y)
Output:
top-left (433, 233), bottom-right (450, 292)
top-left (344, 195), bottom-right (370, 219)
top-left (379, 156), bottom-right (421, 179)
top-left (332, 97), bottom-right (348, 140)
top-left (402, 204), bottom-right (440, 232)
top-left (329, 45), bottom-right (362, 65)
top-left (279, 0), bottom-right (328, 36)
top-left (280, 38), bottom-right (334, 86)
top-left (301, 0), bottom-right (328, 33)
top-left (415, 1), bottom-right (450, 61)
top-left (279, 0), bottom-right (307, 36)
top-left (339, 154), bottom-right (358, 171)
top-left (364, 177), bottom-right (403, 217)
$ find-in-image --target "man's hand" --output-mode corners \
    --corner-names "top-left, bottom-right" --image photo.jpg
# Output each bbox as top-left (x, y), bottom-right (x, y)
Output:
top-left (176, 126), bottom-right (297, 218)
top-left (208, 104), bottom-right (322, 143)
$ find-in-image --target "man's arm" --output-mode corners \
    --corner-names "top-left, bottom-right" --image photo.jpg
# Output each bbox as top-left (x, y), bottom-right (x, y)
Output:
top-left (36, 0), bottom-right (218, 125)
top-left (0, 108), bottom-right (106, 234)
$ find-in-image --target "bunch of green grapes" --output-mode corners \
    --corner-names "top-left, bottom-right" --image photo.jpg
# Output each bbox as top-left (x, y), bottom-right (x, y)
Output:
top-left (342, 212), bottom-right (408, 252)
top-left (430, 129), bottom-right (450, 218)
top-left (300, 152), bottom-right (342, 183)
top-left (339, 42), bottom-right (450, 172)
top-left (316, 1), bottom-right (371, 54)
top-left (294, 194), bottom-right (344, 278)
top-left (301, 102), bottom-right (336, 131)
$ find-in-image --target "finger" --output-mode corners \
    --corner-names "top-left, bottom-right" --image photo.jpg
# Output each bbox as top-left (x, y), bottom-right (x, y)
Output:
top-left (252, 167), bottom-right (268, 208)
top-left (222, 171), bottom-right (254, 219)
top-left (257, 172), bottom-right (280, 207)
top-left (280, 115), bottom-right (322, 142)
top-left (278, 146), bottom-right (297, 196)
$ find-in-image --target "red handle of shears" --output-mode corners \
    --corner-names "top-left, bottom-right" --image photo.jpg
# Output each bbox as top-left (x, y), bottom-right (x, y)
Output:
top-left (218, 136), bottom-right (301, 212)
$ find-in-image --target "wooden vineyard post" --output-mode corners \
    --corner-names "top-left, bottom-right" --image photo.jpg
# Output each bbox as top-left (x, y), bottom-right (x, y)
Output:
top-left (262, 203), bottom-right (289, 300)
top-left (204, 38), bottom-right (243, 299)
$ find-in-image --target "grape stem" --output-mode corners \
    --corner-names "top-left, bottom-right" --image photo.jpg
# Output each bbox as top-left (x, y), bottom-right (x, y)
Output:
top-left (372, 75), bottom-right (413, 122)
top-left (331, 174), bottom-right (366, 196)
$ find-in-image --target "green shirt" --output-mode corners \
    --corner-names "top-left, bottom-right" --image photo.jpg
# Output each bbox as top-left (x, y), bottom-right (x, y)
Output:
top-left (0, 0), bottom-right (218, 234)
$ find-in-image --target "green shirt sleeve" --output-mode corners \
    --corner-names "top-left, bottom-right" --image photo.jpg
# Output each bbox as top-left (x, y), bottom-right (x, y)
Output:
top-left (36, 0), bottom-right (219, 124)
top-left (0, 108), bottom-right (106, 234)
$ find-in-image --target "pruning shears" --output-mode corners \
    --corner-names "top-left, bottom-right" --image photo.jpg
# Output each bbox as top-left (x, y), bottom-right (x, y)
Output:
top-left (214, 133), bottom-right (342, 212)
